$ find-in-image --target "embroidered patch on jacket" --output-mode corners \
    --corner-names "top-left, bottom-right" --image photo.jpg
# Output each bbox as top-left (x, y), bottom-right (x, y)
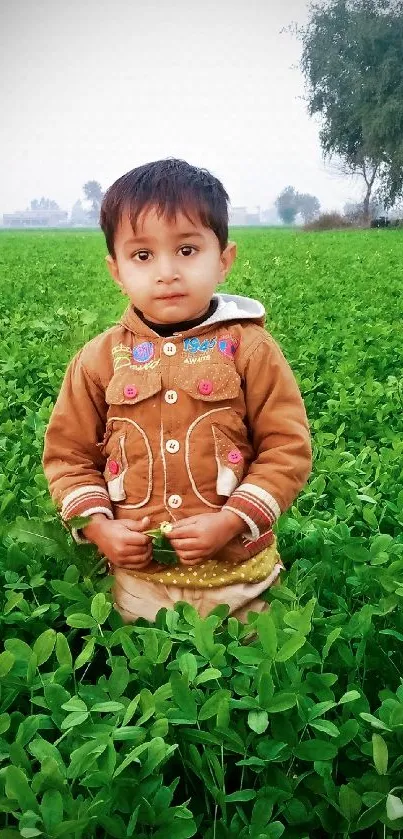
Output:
top-left (184, 354), bottom-right (211, 365)
top-left (184, 337), bottom-right (217, 353)
top-left (132, 341), bottom-right (155, 364)
top-left (218, 335), bottom-right (239, 358)
top-left (112, 343), bottom-right (132, 370)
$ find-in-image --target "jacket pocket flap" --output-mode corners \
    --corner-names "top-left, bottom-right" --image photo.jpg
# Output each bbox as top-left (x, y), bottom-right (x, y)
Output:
top-left (105, 369), bottom-right (162, 405)
top-left (175, 363), bottom-right (241, 401)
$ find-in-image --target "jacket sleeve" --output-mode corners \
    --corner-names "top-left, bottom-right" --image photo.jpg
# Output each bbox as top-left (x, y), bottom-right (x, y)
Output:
top-left (223, 334), bottom-right (312, 540)
top-left (42, 350), bottom-right (114, 530)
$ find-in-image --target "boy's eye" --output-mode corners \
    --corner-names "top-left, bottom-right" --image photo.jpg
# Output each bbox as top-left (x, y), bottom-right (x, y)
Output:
top-left (132, 246), bottom-right (196, 261)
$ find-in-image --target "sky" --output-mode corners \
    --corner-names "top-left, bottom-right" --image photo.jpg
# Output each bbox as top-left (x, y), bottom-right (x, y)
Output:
top-left (1, 0), bottom-right (365, 218)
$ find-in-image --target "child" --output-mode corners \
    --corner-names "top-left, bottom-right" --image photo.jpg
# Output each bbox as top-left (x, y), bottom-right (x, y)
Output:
top-left (42, 158), bottom-right (312, 623)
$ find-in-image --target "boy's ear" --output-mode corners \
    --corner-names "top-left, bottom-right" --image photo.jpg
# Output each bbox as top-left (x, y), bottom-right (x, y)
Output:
top-left (218, 241), bottom-right (237, 284)
top-left (105, 255), bottom-right (125, 292)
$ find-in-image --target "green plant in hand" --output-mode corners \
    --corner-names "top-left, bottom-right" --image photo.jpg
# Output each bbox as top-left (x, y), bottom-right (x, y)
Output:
top-left (145, 521), bottom-right (178, 566)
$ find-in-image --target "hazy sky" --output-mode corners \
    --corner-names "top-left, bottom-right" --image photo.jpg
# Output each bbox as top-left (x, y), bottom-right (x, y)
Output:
top-left (1, 0), bottom-right (364, 217)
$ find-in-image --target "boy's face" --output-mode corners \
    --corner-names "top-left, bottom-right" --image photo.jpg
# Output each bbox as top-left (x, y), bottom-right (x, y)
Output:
top-left (105, 206), bottom-right (237, 324)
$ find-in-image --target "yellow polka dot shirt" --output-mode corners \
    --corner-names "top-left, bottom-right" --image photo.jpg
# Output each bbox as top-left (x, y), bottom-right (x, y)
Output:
top-left (130, 539), bottom-right (281, 589)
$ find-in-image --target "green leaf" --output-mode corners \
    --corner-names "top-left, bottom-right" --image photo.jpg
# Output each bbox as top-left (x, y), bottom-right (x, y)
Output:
top-left (256, 610), bottom-right (277, 657)
top-left (32, 629), bottom-right (56, 666)
top-left (61, 696), bottom-right (87, 712)
top-left (0, 650), bottom-right (15, 677)
top-left (283, 598), bottom-right (315, 635)
top-left (386, 793), bottom-right (403, 821)
top-left (310, 719), bottom-right (340, 737)
top-left (91, 701), bottom-right (125, 713)
top-left (74, 637), bottom-right (96, 669)
top-left (178, 652), bottom-right (198, 682)
top-left (170, 672), bottom-right (197, 720)
top-left (199, 690), bottom-right (231, 722)
top-left (194, 668), bottom-right (222, 686)
top-left (55, 633), bottom-right (73, 669)
top-left (225, 789), bottom-right (256, 802)
top-left (323, 627), bottom-right (342, 659)
top-left (294, 739), bottom-right (338, 761)
top-left (266, 692), bottom-right (297, 713)
top-left (66, 613), bottom-right (97, 629)
top-left (152, 820), bottom-right (196, 839)
top-left (339, 785), bottom-right (362, 821)
top-left (360, 712), bottom-right (391, 731)
top-left (60, 711), bottom-right (89, 730)
top-left (91, 592), bottom-right (112, 624)
top-left (248, 710), bottom-right (269, 733)
top-left (193, 616), bottom-right (218, 659)
top-left (113, 742), bottom-right (149, 777)
top-left (4, 765), bottom-right (39, 813)
top-left (338, 689), bottom-right (361, 704)
top-left (275, 634), bottom-right (306, 662)
top-left (0, 713), bottom-right (11, 735)
top-left (372, 733), bottom-right (388, 775)
top-left (40, 789), bottom-right (63, 831)
top-left (122, 694), bottom-right (141, 726)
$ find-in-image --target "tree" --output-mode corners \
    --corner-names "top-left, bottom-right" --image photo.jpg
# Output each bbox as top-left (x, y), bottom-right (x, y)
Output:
top-left (83, 181), bottom-right (104, 224)
top-left (344, 197), bottom-right (383, 222)
top-left (29, 197), bottom-right (60, 211)
top-left (298, 192), bottom-right (321, 223)
top-left (298, 0), bottom-right (403, 220)
top-left (275, 187), bottom-right (320, 224)
top-left (70, 199), bottom-right (90, 226)
top-left (275, 186), bottom-right (300, 225)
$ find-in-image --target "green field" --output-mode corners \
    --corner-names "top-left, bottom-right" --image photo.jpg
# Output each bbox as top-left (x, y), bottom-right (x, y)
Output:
top-left (0, 227), bottom-right (403, 837)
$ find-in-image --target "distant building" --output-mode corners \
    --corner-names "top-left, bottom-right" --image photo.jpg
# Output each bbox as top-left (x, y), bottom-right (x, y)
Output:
top-left (261, 207), bottom-right (281, 226)
top-left (229, 206), bottom-right (248, 225)
top-left (2, 209), bottom-right (68, 227)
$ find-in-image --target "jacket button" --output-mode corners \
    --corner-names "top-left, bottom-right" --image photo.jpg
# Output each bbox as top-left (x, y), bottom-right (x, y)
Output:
top-left (163, 342), bottom-right (177, 356)
top-left (165, 390), bottom-right (178, 404)
top-left (228, 449), bottom-right (243, 464)
top-left (166, 439), bottom-right (180, 453)
top-left (123, 384), bottom-right (138, 399)
top-left (198, 379), bottom-right (213, 395)
top-left (108, 459), bottom-right (120, 475)
top-left (168, 494), bottom-right (182, 509)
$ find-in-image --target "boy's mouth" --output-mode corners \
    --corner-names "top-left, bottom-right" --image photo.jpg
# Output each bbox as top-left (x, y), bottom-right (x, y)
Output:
top-left (156, 293), bottom-right (186, 301)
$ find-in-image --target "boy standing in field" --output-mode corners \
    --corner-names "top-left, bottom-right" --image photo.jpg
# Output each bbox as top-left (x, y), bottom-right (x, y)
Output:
top-left (42, 158), bottom-right (312, 622)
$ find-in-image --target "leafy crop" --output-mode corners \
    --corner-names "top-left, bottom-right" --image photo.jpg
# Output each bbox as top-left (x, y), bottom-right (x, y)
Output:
top-left (0, 227), bottom-right (402, 837)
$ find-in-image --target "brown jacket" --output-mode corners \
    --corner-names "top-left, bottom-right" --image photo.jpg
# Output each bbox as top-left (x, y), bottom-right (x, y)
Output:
top-left (43, 293), bottom-right (312, 567)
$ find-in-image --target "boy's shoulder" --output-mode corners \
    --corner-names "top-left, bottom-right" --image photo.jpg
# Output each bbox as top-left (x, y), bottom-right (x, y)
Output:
top-left (211, 293), bottom-right (276, 359)
top-left (76, 321), bottom-right (127, 381)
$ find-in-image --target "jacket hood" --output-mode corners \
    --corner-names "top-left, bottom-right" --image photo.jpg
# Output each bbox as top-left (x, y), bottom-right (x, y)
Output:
top-left (120, 293), bottom-right (265, 335)
top-left (206, 293), bottom-right (265, 327)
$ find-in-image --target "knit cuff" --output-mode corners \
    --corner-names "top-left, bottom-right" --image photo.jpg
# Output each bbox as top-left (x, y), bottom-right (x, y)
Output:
top-left (61, 485), bottom-right (114, 544)
top-left (223, 482), bottom-right (281, 540)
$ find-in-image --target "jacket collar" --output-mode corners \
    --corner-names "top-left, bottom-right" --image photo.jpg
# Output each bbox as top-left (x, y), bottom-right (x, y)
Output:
top-left (119, 293), bottom-right (266, 337)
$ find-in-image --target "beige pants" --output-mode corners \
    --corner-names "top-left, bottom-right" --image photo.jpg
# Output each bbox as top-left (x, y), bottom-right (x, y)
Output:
top-left (112, 562), bottom-right (283, 623)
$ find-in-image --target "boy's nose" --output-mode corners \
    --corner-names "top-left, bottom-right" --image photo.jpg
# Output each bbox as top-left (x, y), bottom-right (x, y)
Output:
top-left (155, 256), bottom-right (180, 283)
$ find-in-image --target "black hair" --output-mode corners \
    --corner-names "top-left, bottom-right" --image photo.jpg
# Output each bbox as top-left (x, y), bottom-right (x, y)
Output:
top-left (100, 157), bottom-right (229, 258)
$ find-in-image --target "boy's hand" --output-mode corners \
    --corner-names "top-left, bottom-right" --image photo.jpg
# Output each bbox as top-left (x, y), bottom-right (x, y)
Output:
top-left (82, 514), bottom-right (153, 570)
top-left (168, 510), bottom-right (246, 566)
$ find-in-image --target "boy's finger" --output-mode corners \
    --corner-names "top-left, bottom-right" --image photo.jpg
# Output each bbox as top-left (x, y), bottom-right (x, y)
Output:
top-left (169, 525), bottom-right (199, 540)
top-left (170, 517), bottom-right (199, 531)
top-left (179, 555), bottom-right (205, 566)
top-left (121, 533), bottom-right (150, 547)
top-left (123, 517), bottom-right (151, 532)
top-left (170, 538), bottom-right (198, 551)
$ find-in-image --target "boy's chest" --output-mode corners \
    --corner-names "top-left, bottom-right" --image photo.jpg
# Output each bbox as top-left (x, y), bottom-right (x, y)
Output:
top-left (104, 327), bottom-right (246, 422)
